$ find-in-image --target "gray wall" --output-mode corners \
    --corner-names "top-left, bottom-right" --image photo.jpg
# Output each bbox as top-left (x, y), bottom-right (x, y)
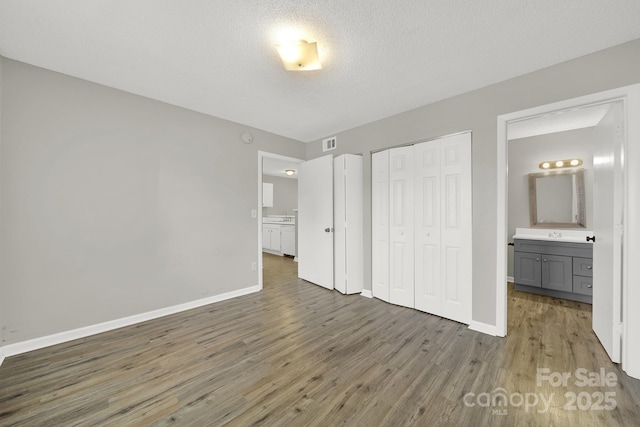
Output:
top-left (305, 38), bottom-right (640, 327)
top-left (0, 58), bottom-right (305, 345)
top-left (262, 176), bottom-right (298, 216)
top-left (507, 128), bottom-right (595, 277)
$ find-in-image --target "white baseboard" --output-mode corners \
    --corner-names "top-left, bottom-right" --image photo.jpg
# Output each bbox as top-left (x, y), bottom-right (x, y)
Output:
top-left (0, 285), bottom-right (261, 362)
top-left (468, 320), bottom-right (499, 336)
top-left (507, 275), bottom-right (514, 283)
top-left (360, 289), bottom-right (373, 298)
top-left (262, 249), bottom-right (283, 256)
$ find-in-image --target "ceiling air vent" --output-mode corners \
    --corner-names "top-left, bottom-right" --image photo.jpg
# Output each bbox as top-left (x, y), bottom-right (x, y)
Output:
top-left (322, 136), bottom-right (337, 152)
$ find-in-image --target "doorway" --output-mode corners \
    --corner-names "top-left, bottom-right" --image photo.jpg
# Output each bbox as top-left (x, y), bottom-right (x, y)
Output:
top-left (258, 151), bottom-right (303, 289)
top-left (496, 84), bottom-right (640, 379)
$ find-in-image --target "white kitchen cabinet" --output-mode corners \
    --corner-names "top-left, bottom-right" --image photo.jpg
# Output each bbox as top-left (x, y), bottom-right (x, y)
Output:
top-left (262, 223), bottom-right (281, 253)
top-left (281, 225), bottom-right (296, 256)
top-left (263, 183), bottom-right (273, 208)
top-left (333, 154), bottom-right (363, 295)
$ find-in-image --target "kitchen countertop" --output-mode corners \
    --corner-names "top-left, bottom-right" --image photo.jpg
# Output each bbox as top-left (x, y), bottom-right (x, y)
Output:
top-left (263, 216), bottom-right (295, 225)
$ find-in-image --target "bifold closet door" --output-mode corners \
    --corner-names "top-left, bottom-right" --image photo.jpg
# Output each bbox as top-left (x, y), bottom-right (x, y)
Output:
top-left (414, 133), bottom-right (472, 323)
top-left (389, 146), bottom-right (414, 308)
top-left (372, 150), bottom-right (390, 302)
top-left (334, 154), bottom-right (363, 295)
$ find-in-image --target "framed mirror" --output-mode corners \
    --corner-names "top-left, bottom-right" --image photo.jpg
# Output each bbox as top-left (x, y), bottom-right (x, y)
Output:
top-left (528, 168), bottom-right (586, 228)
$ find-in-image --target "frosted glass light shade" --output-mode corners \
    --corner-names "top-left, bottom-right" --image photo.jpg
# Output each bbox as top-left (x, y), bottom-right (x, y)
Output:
top-left (276, 40), bottom-right (321, 71)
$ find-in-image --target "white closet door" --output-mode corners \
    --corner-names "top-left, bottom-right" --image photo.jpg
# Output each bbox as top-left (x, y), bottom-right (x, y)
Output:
top-left (372, 150), bottom-right (390, 302)
top-left (389, 146), bottom-right (414, 308)
top-left (344, 154), bottom-right (363, 294)
top-left (439, 133), bottom-right (472, 323)
top-left (415, 133), bottom-right (471, 323)
top-left (334, 154), bottom-right (363, 295)
top-left (414, 141), bottom-right (442, 315)
top-left (334, 155), bottom-right (347, 294)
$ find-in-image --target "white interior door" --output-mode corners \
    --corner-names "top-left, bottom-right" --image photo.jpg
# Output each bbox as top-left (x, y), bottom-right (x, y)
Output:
top-left (414, 133), bottom-right (472, 323)
top-left (592, 101), bottom-right (624, 363)
top-left (414, 141), bottom-right (442, 315)
top-left (439, 134), bottom-right (472, 323)
top-left (298, 155), bottom-right (334, 289)
top-left (334, 156), bottom-right (347, 294)
top-left (389, 146), bottom-right (414, 308)
top-left (372, 150), bottom-right (390, 302)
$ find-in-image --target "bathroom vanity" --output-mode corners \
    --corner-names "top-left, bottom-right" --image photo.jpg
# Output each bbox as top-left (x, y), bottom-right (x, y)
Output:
top-left (513, 228), bottom-right (593, 304)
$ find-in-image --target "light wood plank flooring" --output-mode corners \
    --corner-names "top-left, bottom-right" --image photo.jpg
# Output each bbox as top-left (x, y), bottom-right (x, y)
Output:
top-left (1, 254), bottom-right (639, 425)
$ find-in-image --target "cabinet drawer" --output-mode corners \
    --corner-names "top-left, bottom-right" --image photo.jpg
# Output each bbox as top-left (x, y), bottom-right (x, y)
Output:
top-left (573, 257), bottom-right (593, 277)
top-left (573, 276), bottom-right (593, 296)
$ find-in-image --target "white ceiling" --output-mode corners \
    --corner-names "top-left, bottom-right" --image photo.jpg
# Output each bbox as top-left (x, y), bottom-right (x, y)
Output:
top-left (1, 1), bottom-right (639, 143)
top-left (263, 157), bottom-right (301, 179)
top-left (508, 103), bottom-right (611, 140)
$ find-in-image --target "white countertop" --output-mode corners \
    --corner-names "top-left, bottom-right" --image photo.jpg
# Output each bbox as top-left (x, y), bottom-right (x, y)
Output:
top-left (513, 227), bottom-right (593, 244)
top-left (263, 215), bottom-right (295, 225)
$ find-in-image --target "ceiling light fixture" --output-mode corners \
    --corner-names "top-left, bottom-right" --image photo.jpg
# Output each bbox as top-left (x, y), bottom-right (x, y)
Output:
top-left (539, 158), bottom-right (582, 170)
top-left (276, 40), bottom-right (321, 71)
top-left (285, 169), bottom-right (296, 176)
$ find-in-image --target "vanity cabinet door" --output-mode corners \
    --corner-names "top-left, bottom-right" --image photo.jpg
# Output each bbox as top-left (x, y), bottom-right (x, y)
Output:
top-left (514, 252), bottom-right (541, 288)
top-left (541, 254), bottom-right (573, 292)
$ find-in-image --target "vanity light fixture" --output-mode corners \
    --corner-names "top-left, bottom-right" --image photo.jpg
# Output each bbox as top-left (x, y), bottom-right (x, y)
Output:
top-left (285, 169), bottom-right (296, 176)
top-left (539, 158), bottom-right (583, 170)
top-left (276, 40), bottom-right (321, 71)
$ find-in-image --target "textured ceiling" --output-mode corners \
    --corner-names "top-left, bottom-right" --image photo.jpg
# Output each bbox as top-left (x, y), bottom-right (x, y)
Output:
top-left (1, 1), bottom-right (639, 142)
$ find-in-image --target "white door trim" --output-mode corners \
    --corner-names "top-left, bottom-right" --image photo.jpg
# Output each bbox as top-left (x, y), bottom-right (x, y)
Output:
top-left (496, 84), bottom-right (640, 379)
top-left (257, 151), bottom-right (304, 289)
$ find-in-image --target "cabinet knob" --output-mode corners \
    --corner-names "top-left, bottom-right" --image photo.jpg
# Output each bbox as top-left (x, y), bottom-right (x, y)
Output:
top-left (543, 258), bottom-right (548, 262)
top-left (536, 258), bottom-right (540, 262)
top-left (587, 285), bottom-right (593, 288)
top-left (587, 265), bottom-right (592, 270)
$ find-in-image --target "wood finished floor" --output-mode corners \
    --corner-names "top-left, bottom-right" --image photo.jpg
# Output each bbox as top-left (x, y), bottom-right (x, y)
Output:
top-left (1, 254), bottom-right (639, 426)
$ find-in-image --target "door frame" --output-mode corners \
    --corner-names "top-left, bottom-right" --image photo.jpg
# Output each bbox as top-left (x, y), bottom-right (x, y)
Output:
top-left (258, 151), bottom-right (304, 289)
top-left (496, 84), bottom-right (640, 379)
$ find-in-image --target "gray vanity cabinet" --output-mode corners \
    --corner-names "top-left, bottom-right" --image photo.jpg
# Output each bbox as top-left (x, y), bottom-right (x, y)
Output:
top-left (513, 239), bottom-right (593, 303)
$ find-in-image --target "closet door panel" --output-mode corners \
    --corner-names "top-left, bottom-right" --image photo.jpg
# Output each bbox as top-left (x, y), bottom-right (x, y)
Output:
top-left (440, 133), bottom-right (472, 323)
top-left (389, 146), bottom-right (414, 308)
top-left (334, 155), bottom-right (347, 294)
top-left (372, 150), bottom-right (390, 302)
top-left (414, 142), bottom-right (441, 314)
